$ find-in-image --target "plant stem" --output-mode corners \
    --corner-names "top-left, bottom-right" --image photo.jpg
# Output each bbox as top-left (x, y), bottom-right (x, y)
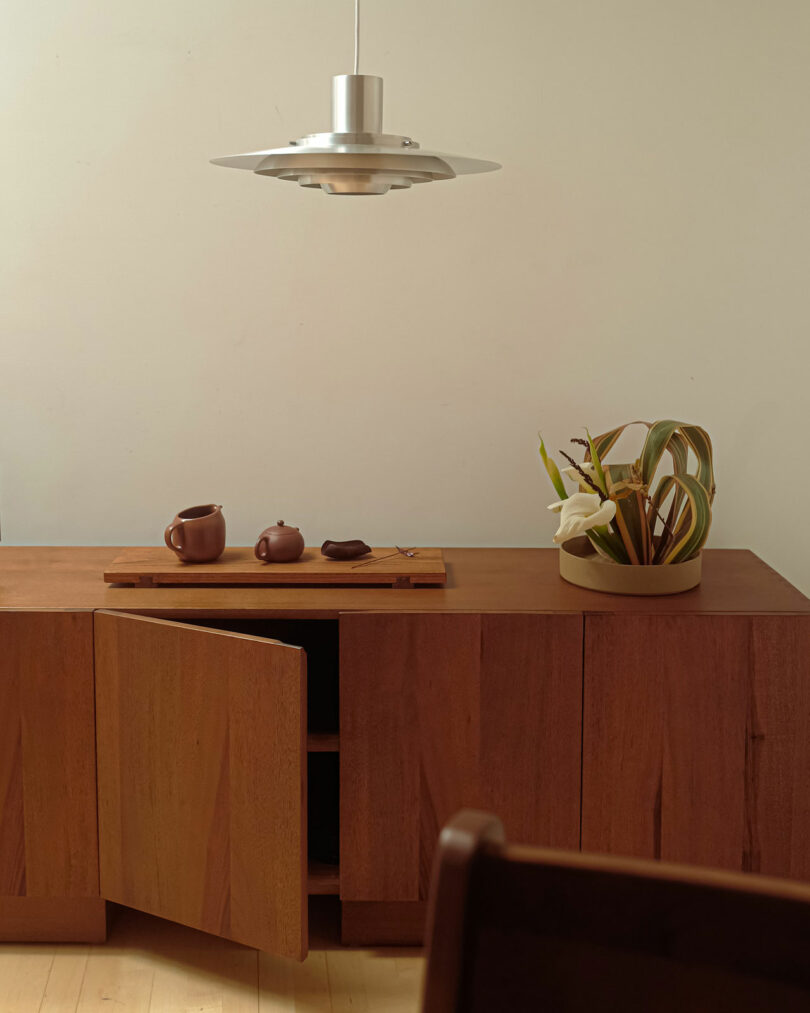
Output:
top-left (559, 450), bottom-right (607, 501)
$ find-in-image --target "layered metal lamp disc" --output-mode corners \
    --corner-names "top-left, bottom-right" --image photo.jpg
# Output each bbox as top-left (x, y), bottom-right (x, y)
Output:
top-left (211, 73), bottom-right (500, 196)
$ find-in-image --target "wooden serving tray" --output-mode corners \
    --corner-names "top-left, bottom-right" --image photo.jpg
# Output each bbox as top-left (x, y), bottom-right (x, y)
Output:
top-left (104, 547), bottom-right (446, 588)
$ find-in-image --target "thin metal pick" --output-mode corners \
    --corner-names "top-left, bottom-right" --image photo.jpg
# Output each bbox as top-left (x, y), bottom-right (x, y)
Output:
top-left (352, 546), bottom-right (418, 569)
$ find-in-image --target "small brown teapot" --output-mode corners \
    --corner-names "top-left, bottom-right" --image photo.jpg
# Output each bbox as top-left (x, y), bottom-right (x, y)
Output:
top-left (254, 520), bottom-right (305, 563)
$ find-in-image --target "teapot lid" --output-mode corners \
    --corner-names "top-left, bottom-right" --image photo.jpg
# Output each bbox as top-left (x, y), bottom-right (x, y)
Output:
top-left (268, 520), bottom-right (299, 534)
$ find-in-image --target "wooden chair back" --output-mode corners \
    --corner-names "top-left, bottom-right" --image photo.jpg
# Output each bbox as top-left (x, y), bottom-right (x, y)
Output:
top-left (422, 810), bottom-right (810, 1012)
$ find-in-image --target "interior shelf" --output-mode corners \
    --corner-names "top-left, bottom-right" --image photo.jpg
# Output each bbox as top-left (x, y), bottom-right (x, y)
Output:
top-left (308, 861), bottom-right (340, 895)
top-left (307, 732), bottom-right (340, 752)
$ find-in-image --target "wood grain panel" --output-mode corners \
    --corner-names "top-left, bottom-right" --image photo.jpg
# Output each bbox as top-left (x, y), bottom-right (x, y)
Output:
top-left (583, 616), bottom-right (665, 860)
top-left (95, 611), bottom-right (307, 959)
top-left (0, 897), bottom-right (106, 942)
top-left (0, 611), bottom-right (97, 899)
top-left (661, 618), bottom-right (749, 869)
top-left (341, 901), bottom-right (427, 946)
top-left (582, 614), bottom-right (810, 878)
top-left (340, 613), bottom-right (583, 907)
top-left (229, 632), bottom-right (307, 958)
top-left (479, 614), bottom-right (582, 848)
top-left (18, 612), bottom-right (98, 896)
top-left (412, 616), bottom-right (482, 897)
top-left (748, 615), bottom-right (810, 879)
top-left (339, 613), bottom-right (423, 902)
top-left (0, 645), bottom-right (24, 896)
top-left (583, 615), bottom-right (750, 866)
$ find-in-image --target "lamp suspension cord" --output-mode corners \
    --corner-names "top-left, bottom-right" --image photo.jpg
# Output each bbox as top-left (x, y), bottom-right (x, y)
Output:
top-left (353, 0), bottom-right (360, 74)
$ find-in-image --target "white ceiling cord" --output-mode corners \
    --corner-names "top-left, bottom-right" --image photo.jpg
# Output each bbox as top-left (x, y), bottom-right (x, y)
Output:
top-left (210, 0), bottom-right (500, 195)
top-left (354, 0), bottom-right (360, 75)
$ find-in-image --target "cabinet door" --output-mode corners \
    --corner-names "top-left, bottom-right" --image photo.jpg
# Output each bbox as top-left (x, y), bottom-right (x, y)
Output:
top-left (582, 614), bottom-right (810, 878)
top-left (95, 610), bottom-right (307, 959)
top-left (0, 611), bottom-right (103, 940)
top-left (340, 612), bottom-right (583, 904)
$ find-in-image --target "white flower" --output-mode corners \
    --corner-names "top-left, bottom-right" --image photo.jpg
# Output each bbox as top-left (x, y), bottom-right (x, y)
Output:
top-left (562, 463), bottom-right (598, 485)
top-left (547, 492), bottom-right (617, 544)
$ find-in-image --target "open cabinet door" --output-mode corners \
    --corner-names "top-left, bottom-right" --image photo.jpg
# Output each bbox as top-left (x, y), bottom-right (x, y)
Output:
top-left (95, 610), bottom-right (307, 959)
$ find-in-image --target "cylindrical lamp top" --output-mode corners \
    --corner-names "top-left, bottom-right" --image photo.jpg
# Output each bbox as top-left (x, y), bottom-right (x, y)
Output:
top-left (332, 75), bottom-right (383, 134)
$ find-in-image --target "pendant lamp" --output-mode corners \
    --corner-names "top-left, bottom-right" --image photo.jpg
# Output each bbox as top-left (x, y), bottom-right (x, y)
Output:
top-left (210, 1), bottom-right (501, 196)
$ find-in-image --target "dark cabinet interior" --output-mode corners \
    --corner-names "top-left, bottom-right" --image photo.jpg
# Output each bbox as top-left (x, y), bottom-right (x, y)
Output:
top-left (308, 752), bottom-right (339, 868)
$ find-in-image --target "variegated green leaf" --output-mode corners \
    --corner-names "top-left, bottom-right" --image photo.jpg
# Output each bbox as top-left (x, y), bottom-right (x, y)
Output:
top-left (641, 420), bottom-right (713, 499)
top-left (679, 424), bottom-right (715, 503)
top-left (595, 421), bottom-right (689, 484)
top-left (585, 428), bottom-right (608, 496)
top-left (666, 430), bottom-right (689, 475)
top-left (587, 526), bottom-right (630, 564)
top-left (539, 435), bottom-right (567, 500)
top-left (591, 421), bottom-right (647, 461)
top-left (659, 430), bottom-right (689, 536)
top-left (650, 473), bottom-right (712, 563)
top-left (640, 420), bottom-right (683, 486)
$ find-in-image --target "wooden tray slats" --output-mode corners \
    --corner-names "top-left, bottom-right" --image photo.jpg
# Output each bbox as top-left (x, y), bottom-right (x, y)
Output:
top-left (104, 547), bottom-right (446, 588)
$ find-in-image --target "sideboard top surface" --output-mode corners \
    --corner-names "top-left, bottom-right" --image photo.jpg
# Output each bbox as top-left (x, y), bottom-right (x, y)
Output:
top-left (0, 547), bottom-right (807, 616)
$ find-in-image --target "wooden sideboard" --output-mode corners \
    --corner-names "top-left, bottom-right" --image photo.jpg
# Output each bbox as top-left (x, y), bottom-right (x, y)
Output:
top-left (0, 547), bottom-right (808, 960)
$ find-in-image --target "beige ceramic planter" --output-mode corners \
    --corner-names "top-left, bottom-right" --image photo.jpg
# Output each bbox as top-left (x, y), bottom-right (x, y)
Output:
top-left (559, 536), bottom-right (701, 595)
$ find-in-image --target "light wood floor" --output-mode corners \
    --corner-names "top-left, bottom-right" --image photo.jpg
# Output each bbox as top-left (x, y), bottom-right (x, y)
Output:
top-left (0, 901), bottom-right (425, 1012)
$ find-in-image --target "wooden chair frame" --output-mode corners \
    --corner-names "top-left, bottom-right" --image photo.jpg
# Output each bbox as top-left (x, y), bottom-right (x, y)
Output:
top-left (422, 810), bottom-right (810, 1012)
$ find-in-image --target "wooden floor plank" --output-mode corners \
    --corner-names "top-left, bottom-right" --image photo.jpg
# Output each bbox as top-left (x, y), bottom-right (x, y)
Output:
top-left (76, 950), bottom-right (155, 1012)
top-left (0, 908), bottom-right (423, 1013)
top-left (325, 948), bottom-right (370, 1012)
top-left (258, 949), bottom-right (330, 1012)
top-left (0, 948), bottom-right (54, 1012)
top-left (39, 947), bottom-right (89, 1013)
top-left (358, 949), bottom-right (423, 1013)
top-left (73, 913), bottom-right (156, 1012)
top-left (327, 946), bottom-right (424, 1013)
top-left (149, 948), bottom-right (257, 1013)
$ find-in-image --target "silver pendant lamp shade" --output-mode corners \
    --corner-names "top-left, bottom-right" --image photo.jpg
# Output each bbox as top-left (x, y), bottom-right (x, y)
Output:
top-left (210, 3), bottom-right (500, 196)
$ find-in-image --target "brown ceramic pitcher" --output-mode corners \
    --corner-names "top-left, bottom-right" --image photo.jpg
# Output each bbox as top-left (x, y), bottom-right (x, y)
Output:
top-left (164, 504), bottom-right (226, 563)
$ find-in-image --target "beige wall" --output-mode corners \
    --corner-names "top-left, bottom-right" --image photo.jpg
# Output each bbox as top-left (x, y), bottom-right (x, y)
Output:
top-left (1, 0), bottom-right (808, 595)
